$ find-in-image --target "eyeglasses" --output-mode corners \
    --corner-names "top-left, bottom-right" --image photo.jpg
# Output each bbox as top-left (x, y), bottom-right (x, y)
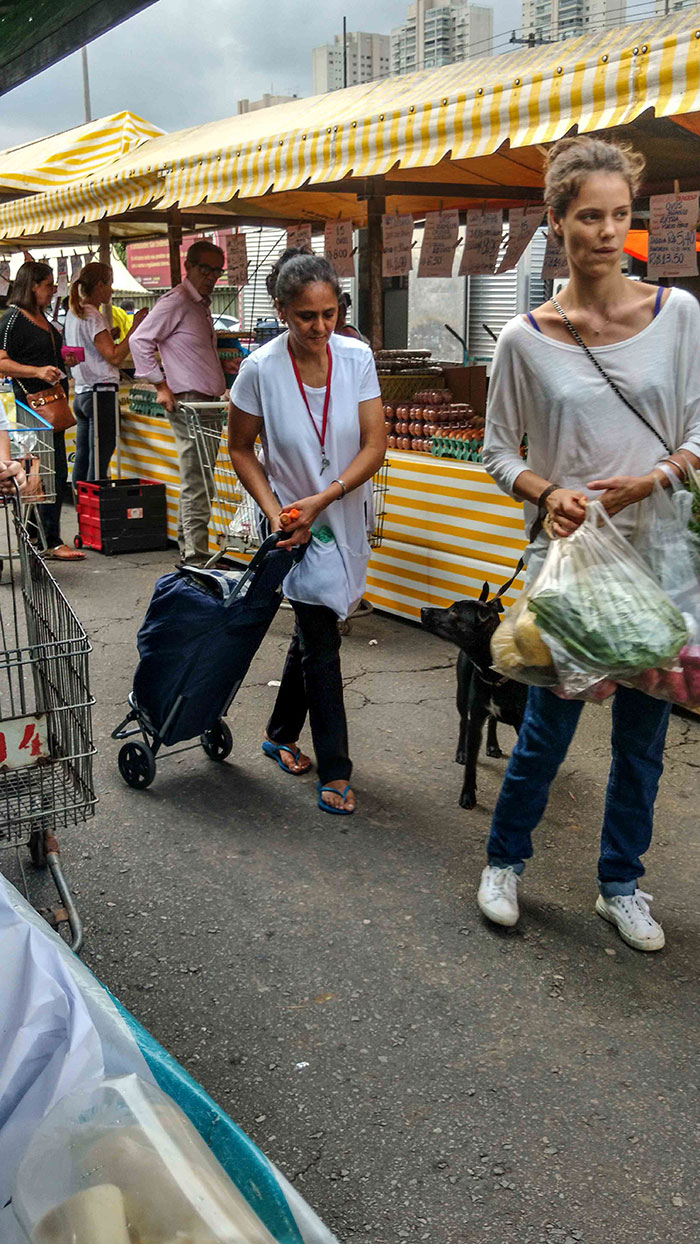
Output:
top-left (193, 262), bottom-right (225, 277)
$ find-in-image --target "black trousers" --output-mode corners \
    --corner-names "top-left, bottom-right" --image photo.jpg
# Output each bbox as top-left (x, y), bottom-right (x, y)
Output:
top-left (266, 600), bottom-right (351, 785)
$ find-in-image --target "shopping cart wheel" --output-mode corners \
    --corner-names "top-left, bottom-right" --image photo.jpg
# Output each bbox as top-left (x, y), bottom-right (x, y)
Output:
top-left (201, 720), bottom-right (233, 762)
top-left (29, 829), bottom-right (47, 868)
top-left (74, 535), bottom-right (83, 549)
top-left (118, 741), bottom-right (156, 789)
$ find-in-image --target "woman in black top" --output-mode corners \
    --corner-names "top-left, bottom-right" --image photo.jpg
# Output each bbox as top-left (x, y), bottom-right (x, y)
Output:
top-left (0, 261), bottom-right (84, 560)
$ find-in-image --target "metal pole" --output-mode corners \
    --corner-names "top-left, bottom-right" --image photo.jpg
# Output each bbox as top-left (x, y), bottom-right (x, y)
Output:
top-left (367, 195), bottom-right (385, 350)
top-left (81, 47), bottom-right (92, 123)
top-left (343, 16), bottom-right (348, 88)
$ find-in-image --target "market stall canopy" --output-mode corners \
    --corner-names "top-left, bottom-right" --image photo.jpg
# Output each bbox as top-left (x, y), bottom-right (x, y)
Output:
top-left (0, 112), bottom-right (163, 197)
top-left (0, 1), bottom-right (157, 97)
top-left (1, 8), bottom-right (700, 241)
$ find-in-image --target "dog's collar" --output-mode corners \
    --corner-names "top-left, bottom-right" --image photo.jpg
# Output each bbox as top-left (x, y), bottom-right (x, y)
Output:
top-left (471, 659), bottom-right (509, 688)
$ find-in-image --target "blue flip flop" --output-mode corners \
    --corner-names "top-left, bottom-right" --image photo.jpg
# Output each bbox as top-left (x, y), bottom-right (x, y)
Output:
top-left (317, 782), bottom-right (355, 815)
top-left (261, 740), bottom-right (312, 775)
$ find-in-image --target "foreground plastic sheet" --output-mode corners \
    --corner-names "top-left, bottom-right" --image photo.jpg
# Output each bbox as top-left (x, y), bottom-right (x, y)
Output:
top-left (0, 877), bottom-right (338, 1244)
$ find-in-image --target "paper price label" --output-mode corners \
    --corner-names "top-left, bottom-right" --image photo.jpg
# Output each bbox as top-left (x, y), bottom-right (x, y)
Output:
top-left (497, 207), bottom-right (544, 274)
top-left (225, 233), bottom-right (249, 286)
top-left (0, 260), bottom-right (9, 297)
top-left (541, 229), bottom-right (569, 280)
top-left (382, 213), bottom-right (414, 277)
top-left (70, 254), bottom-right (83, 281)
top-left (459, 209), bottom-right (503, 276)
top-left (324, 220), bottom-right (355, 277)
top-left (418, 210), bottom-right (459, 278)
top-left (647, 192), bottom-right (699, 278)
top-left (56, 254), bottom-right (68, 297)
top-left (287, 223), bottom-right (312, 252)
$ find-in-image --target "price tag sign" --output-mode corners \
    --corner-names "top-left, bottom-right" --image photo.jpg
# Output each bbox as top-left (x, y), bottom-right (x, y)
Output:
top-left (56, 255), bottom-right (68, 297)
top-left (0, 714), bottom-right (49, 771)
top-left (459, 209), bottom-right (503, 276)
top-left (286, 223), bottom-right (312, 251)
top-left (541, 229), bottom-right (569, 280)
top-left (497, 207), bottom-right (544, 274)
top-left (647, 192), bottom-right (699, 279)
top-left (70, 254), bottom-right (83, 281)
top-left (0, 260), bottom-right (9, 297)
top-left (417, 210), bottom-right (459, 278)
top-left (225, 233), bottom-right (249, 286)
top-left (324, 220), bottom-right (355, 277)
top-left (382, 213), bottom-right (414, 277)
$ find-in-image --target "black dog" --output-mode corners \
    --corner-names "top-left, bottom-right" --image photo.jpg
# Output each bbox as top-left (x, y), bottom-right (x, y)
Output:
top-left (421, 584), bottom-right (527, 810)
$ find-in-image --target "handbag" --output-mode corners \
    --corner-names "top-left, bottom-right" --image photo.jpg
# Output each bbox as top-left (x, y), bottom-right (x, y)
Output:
top-left (550, 297), bottom-right (672, 454)
top-left (3, 308), bottom-right (75, 432)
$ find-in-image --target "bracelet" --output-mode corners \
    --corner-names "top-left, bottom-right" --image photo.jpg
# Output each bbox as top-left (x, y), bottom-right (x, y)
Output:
top-left (332, 477), bottom-right (347, 498)
top-left (655, 461), bottom-right (681, 488)
top-left (536, 483), bottom-right (560, 514)
top-left (661, 456), bottom-right (687, 482)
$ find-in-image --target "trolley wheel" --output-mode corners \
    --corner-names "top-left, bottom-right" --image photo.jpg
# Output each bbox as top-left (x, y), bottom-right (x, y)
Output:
top-left (74, 535), bottom-right (83, 549)
top-left (118, 741), bottom-right (156, 789)
top-left (29, 829), bottom-right (47, 868)
top-left (201, 719), bottom-right (233, 762)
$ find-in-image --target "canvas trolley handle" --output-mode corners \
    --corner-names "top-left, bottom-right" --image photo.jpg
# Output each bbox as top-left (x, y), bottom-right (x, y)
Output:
top-left (223, 530), bottom-right (292, 608)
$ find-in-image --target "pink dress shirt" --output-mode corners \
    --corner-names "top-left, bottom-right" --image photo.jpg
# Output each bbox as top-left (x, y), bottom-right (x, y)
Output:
top-left (129, 277), bottom-right (225, 397)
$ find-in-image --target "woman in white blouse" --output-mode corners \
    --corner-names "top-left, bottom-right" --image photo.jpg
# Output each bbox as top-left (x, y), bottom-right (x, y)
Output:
top-left (229, 251), bottom-right (386, 815)
top-left (480, 135), bottom-right (700, 950)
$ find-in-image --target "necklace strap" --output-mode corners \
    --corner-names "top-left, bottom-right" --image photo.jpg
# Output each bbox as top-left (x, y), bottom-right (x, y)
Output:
top-left (550, 297), bottom-right (672, 455)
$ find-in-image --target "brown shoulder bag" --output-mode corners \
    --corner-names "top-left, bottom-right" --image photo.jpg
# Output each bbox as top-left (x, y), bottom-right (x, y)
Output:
top-left (4, 308), bottom-right (75, 432)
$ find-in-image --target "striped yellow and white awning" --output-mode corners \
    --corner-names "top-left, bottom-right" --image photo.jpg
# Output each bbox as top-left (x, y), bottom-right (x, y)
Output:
top-left (0, 111), bottom-right (162, 194)
top-left (1, 10), bottom-right (699, 239)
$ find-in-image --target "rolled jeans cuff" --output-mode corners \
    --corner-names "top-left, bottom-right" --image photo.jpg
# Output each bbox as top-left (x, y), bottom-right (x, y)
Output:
top-left (598, 878), bottom-right (637, 898)
top-left (487, 857), bottom-right (525, 875)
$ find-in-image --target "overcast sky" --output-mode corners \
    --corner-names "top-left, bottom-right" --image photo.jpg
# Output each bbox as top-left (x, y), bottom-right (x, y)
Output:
top-left (0, 0), bottom-right (527, 151)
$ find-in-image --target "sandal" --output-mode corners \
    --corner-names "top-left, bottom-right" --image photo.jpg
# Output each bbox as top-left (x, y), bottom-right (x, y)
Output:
top-left (317, 782), bottom-right (355, 816)
top-left (42, 544), bottom-right (85, 561)
top-left (261, 739), bottom-right (312, 775)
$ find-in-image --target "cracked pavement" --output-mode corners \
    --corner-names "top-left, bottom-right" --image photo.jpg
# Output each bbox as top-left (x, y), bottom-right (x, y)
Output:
top-left (7, 536), bottom-right (700, 1244)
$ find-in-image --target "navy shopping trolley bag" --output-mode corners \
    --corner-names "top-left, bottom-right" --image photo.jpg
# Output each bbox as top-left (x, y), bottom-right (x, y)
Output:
top-left (129, 534), bottom-right (302, 750)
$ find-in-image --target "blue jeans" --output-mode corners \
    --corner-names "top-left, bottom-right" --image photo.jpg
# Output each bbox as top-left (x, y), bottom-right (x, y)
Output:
top-left (487, 686), bottom-right (671, 897)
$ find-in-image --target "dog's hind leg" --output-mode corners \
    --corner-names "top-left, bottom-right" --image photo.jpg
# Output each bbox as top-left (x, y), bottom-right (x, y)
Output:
top-left (486, 715), bottom-right (504, 759)
top-left (459, 704), bottom-right (488, 810)
top-left (455, 651), bottom-right (472, 764)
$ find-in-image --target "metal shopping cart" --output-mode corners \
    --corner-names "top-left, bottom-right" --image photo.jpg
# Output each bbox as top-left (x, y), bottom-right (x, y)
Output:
top-left (8, 398), bottom-right (57, 550)
top-left (184, 401), bottom-right (390, 562)
top-left (0, 486), bottom-right (96, 952)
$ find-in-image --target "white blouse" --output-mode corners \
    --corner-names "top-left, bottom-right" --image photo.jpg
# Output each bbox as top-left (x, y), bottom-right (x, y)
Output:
top-left (483, 287), bottom-right (700, 578)
top-left (231, 331), bottom-right (381, 618)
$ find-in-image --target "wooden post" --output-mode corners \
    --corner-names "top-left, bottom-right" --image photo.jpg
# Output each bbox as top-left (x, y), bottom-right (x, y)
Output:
top-left (167, 205), bottom-right (183, 288)
top-left (367, 195), bottom-right (385, 351)
top-left (98, 218), bottom-right (112, 327)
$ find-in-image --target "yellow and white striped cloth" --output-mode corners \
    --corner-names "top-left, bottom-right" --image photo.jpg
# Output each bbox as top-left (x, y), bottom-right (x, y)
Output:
top-left (0, 11), bottom-right (698, 237)
top-left (0, 112), bottom-right (162, 194)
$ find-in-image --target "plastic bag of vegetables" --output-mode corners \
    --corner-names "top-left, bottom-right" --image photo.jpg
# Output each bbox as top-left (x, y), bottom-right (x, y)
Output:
top-left (624, 479), bottom-right (700, 706)
top-left (491, 501), bottom-right (688, 698)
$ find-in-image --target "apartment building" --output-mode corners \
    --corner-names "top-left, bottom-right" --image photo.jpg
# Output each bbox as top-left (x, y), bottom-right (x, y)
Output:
top-left (391, 1), bottom-right (493, 75)
top-left (521, 0), bottom-right (626, 43)
top-left (312, 31), bottom-right (390, 93)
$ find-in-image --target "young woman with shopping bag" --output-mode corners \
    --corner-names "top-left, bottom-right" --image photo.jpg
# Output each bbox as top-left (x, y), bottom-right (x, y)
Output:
top-left (480, 135), bottom-right (700, 950)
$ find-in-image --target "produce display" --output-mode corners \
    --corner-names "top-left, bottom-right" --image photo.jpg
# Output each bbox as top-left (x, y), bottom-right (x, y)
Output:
top-left (374, 348), bottom-right (446, 401)
top-left (383, 390), bottom-right (486, 459)
top-left (490, 501), bottom-right (695, 705)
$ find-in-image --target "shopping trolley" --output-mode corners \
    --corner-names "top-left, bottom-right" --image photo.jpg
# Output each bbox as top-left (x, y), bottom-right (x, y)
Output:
top-left (8, 398), bottom-right (57, 550)
top-left (184, 401), bottom-right (390, 563)
top-left (0, 485), bottom-right (96, 952)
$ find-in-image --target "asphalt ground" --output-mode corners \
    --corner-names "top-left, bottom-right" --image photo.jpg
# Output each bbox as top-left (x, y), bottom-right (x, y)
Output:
top-left (6, 530), bottom-right (700, 1244)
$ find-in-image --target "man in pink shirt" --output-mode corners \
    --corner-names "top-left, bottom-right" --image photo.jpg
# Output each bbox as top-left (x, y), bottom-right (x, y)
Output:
top-left (130, 240), bottom-right (226, 566)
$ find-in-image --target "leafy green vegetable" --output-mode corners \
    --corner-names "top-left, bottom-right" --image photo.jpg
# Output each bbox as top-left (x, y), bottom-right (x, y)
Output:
top-left (529, 564), bottom-right (687, 674)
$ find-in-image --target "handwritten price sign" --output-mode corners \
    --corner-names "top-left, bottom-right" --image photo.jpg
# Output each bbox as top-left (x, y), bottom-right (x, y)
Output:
top-left (225, 233), bottom-right (249, 286)
top-left (647, 192), bottom-right (699, 279)
top-left (497, 207), bottom-right (544, 274)
top-left (541, 229), bottom-right (569, 280)
top-left (417, 210), bottom-right (459, 278)
top-left (459, 209), bottom-right (503, 276)
top-left (0, 714), bottom-right (49, 771)
top-left (324, 220), bottom-right (355, 277)
top-left (382, 213), bottom-right (414, 277)
top-left (287, 223), bottom-right (312, 252)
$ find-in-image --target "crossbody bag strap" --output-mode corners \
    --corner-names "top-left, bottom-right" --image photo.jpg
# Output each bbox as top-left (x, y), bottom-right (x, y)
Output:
top-left (550, 297), bottom-right (672, 455)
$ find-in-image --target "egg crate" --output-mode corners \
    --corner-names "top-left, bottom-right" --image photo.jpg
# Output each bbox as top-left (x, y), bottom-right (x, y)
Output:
top-left (379, 373), bottom-right (446, 401)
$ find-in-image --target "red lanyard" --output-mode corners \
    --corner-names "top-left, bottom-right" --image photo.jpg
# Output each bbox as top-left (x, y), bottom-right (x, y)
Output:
top-left (288, 341), bottom-right (332, 473)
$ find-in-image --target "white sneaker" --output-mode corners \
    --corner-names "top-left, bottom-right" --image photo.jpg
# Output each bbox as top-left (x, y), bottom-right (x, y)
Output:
top-left (478, 865), bottom-right (520, 927)
top-left (595, 890), bottom-right (665, 952)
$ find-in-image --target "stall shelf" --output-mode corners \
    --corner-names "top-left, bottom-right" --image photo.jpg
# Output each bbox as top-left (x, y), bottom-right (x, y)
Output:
top-left (116, 409), bottom-right (526, 619)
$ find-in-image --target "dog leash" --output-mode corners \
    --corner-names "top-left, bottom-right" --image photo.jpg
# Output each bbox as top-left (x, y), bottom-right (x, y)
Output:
top-left (492, 556), bottom-right (525, 603)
